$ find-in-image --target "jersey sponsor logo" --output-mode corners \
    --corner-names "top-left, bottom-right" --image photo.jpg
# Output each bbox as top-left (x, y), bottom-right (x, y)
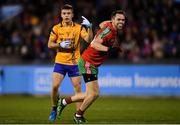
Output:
top-left (99, 27), bottom-right (111, 38)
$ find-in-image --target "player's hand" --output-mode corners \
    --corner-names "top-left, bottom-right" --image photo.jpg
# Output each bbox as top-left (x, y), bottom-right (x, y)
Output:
top-left (59, 40), bottom-right (71, 49)
top-left (81, 16), bottom-right (92, 28)
top-left (108, 40), bottom-right (123, 52)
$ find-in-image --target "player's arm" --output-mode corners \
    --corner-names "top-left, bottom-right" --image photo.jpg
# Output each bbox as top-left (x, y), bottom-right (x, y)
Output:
top-left (82, 27), bottom-right (93, 43)
top-left (48, 38), bottom-right (59, 49)
top-left (80, 16), bottom-right (93, 43)
top-left (90, 35), bottom-right (109, 52)
top-left (48, 28), bottom-right (59, 49)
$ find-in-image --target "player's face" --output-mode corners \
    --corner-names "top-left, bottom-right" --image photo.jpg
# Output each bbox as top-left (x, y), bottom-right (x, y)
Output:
top-left (61, 9), bottom-right (73, 23)
top-left (112, 13), bottom-right (125, 30)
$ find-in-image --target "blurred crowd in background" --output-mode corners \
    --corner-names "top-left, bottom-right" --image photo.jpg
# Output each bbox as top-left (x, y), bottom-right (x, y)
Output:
top-left (0, 0), bottom-right (179, 64)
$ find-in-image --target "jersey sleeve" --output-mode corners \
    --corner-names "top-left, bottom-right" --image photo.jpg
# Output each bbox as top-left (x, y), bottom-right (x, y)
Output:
top-left (96, 26), bottom-right (111, 44)
top-left (80, 27), bottom-right (88, 39)
top-left (99, 20), bottom-right (111, 28)
top-left (49, 25), bottom-right (58, 41)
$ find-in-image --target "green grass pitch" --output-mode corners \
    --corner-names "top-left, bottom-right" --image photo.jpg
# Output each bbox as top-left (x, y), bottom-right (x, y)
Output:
top-left (0, 95), bottom-right (180, 124)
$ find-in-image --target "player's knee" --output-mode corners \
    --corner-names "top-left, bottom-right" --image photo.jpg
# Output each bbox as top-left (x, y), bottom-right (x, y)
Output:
top-left (87, 92), bottom-right (99, 101)
top-left (92, 90), bottom-right (99, 99)
top-left (94, 92), bottom-right (99, 100)
top-left (73, 83), bottom-right (81, 93)
top-left (52, 84), bottom-right (59, 92)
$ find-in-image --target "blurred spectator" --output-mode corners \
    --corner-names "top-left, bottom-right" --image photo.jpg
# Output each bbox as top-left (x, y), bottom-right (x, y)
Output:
top-left (175, 34), bottom-right (180, 57)
top-left (152, 35), bottom-right (164, 59)
top-left (164, 39), bottom-right (177, 58)
top-left (141, 38), bottom-right (152, 58)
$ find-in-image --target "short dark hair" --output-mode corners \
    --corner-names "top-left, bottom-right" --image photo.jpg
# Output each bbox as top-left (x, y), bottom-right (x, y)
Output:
top-left (61, 4), bottom-right (73, 12)
top-left (111, 10), bottom-right (126, 19)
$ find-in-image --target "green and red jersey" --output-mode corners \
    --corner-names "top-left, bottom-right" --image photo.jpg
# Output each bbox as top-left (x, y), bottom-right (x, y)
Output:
top-left (81, 22), bottom-right (117, 66)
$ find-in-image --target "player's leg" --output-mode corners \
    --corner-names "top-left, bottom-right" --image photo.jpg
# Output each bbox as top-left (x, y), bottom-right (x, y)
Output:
top-left (73, 75), bottom-right (99, 123)
top-left (56, 58), bottom-right (99, 122)
top-left (56, 79), bottom-right (99, 122)
top-left (56, 65), bottom-right (83, 119)
top-left (49, 63), bottom-right (65, 121)
top-left (56, 90), bottom-right (86, 119)
top-left (77, 79), bottom-right (99, 112)
top-left (68, 65), bottom-right (83, 111)
top-left (70, 76), bottom-right (82, 110)
top-left (72, 58), bottom-right (99, 123)
top-left (51, 72), bottom-right (64, 109)
top-left (49, 72), bottom-right (64, 121)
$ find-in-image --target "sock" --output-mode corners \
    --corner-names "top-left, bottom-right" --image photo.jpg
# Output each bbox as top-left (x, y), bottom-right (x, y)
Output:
top-left (62, 99), bottom-right (67, 105)
top-left (76, 109), bottom-right (84, 117)
top-left (62, 97), bottom-right (72, 105)
top-left (52, 106), bottom-right (57, 111)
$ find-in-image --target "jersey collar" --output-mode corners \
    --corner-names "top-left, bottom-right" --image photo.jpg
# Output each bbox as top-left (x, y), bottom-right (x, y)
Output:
top-left (60, 21), bottom-right (75, 27)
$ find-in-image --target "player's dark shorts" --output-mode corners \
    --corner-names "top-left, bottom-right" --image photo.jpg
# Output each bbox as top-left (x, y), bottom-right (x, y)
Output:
top-left (53, 63), bottom-right (80, 77)
top-left (78, 58), bottom-right (98, 83)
